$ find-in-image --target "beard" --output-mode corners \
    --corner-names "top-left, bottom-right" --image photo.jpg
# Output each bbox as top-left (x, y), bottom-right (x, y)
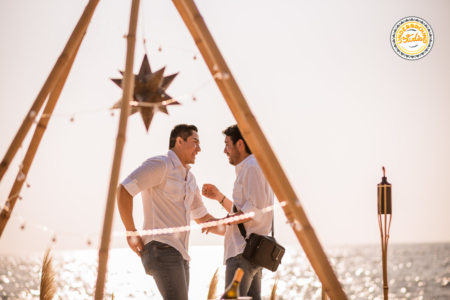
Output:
top-left (228, 152), bottom-right (240, 166)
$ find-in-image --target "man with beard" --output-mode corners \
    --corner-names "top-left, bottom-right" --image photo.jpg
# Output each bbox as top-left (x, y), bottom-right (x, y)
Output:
top-left (201, 124), bottom-right (274, 300)
top-left (117, 124), bottom-right (219, 300)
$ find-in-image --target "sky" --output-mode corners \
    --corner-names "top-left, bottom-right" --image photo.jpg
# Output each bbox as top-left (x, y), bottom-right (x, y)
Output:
top-left (0, 0), bottom-right (449, 255)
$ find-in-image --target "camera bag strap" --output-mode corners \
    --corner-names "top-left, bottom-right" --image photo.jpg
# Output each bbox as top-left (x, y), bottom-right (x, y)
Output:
top-left (233, 205), bottom-right (274, 239)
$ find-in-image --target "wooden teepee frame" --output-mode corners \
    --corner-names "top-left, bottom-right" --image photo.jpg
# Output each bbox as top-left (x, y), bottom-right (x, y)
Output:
top-left (0, 0), bottom-right (100, 236)
top-left (0, 1), bottom-right (348, 299)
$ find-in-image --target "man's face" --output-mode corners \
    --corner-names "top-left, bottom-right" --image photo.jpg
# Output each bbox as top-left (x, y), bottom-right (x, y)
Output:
top-left (224, 136), bottom-right (240, 166)
top-left (180, 131), bottom-right (201, 165)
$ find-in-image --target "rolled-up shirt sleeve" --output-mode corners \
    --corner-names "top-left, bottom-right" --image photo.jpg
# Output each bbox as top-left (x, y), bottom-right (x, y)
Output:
top-left (240, 166), bottom-right (267, 222)
top-left (190, 185), bottom-right (208, 219)
top-left (121, 158), bottom-right (167, 197)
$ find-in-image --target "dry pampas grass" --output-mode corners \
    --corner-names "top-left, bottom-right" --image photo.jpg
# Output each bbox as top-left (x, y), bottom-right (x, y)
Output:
top-left (207, 268), bottom-right (219, 300)
top-left (40, 246), bottom-right (57, 300)
top-left (270, 276), bottom-right (279, 300)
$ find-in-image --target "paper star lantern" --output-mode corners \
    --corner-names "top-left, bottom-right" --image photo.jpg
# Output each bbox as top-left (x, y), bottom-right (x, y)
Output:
top-left (111, 55), bottom-right (179, 131)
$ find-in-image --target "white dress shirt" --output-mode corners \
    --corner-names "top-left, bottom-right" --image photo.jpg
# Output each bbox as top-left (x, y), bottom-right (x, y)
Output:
top-left (223, 154), bottom-right (274, 264)
top-left (121, 150), bottom-right (208, 261)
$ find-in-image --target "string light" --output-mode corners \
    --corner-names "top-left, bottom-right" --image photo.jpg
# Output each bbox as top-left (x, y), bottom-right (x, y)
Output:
top-left (16, 171), bottom-right (25, 182)
top-left (5, 199), bottom-right (289, 242)
top-left (94, 14), bottom-right (198, 60)
top-left (35, 78), bottom-right (214, 121)
top-left (1, 192), bottom-right (21, 205)
top-left (3, 200), bottom-right (10, 212)
top-left (129, 99), bottom-right (179, 107)
top-left (113, 201), bottom-right (288, 238)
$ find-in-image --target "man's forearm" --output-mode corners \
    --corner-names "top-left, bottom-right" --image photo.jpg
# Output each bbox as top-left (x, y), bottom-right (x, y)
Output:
top-left (206, 226), bottom-right (226, 236)
top-left (117, 185), bottom-right (137, 231)
top-left (221, 197), bottom-right (233, 213)
top-left (196, 213), bottom-right (226, 236)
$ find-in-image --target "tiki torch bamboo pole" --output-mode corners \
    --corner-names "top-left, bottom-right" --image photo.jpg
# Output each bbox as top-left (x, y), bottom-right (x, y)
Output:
top-left (94, 1), bottom-right (140, 299)
top-left (0, 40), bottom-right (83, 238)
top-left (0, 0), bottom-right (100, 184)
top-left (171, 1), bottom-right (347, 299)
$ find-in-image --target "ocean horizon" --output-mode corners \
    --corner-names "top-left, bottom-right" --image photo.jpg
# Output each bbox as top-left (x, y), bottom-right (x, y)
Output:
top-left (1, 243), bottom-right (449, 299)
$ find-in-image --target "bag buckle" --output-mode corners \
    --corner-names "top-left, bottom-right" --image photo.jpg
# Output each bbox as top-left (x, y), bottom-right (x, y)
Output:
top-left (276, 250), bottom-right (281, 261)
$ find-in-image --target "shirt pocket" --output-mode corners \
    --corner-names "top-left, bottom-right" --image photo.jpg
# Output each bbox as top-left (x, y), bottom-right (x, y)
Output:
top-left (164, 179), bottom-right (182, 202)
top-left (232, 183), bottom-right (244, 203)
top-left (186, 184), bottom-right (196, 206)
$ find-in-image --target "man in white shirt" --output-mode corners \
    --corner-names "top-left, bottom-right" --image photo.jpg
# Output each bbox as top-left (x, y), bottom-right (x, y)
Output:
top-left (202, 124), bottom-right (274, 300)
top-left (117, 124), bottom-right (218, 300)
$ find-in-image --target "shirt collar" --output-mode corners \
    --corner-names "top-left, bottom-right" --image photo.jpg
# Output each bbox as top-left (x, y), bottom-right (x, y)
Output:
top-left (168, 150), bottom-right (191, 171)
top-left (235, 154), bottom-right (254, 175)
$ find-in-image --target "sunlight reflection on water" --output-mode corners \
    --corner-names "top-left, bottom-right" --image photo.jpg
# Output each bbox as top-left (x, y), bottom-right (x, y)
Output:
top-left (0, 243), bottom-right (449, 299)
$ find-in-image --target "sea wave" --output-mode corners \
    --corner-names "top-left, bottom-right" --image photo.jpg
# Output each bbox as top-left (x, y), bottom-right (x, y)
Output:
top-left (0, 243), bottom-right (449, 299)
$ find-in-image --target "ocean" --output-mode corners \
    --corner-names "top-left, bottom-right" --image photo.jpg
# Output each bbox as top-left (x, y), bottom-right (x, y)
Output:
top-left (0, 243), bottom-right (449, 300)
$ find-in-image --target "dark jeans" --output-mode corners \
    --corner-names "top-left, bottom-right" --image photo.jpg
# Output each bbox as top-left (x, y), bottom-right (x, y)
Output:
top-left (140, 241), bottom-right (190, 300)
top-left (225, 254), bottom-right (262, 300)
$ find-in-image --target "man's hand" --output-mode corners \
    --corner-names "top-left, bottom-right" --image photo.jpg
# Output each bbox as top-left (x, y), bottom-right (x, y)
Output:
top-left (126, 233), bottom-right (145, 257)
top-left (202, 184), bottom-right (223, 201)
top-left (201, 218), bottom-right (227, 235)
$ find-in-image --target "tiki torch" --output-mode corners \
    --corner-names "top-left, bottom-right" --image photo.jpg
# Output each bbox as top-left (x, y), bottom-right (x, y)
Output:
top-left (378, 166), bottom-right (392, 300)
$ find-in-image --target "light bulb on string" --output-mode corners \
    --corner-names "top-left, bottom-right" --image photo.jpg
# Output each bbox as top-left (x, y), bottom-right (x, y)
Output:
top-left (17, 172), bottom-right (25, 182)
top-left (7, 198), bottom-right (284, 241)
top-left (26, 182), bottom-right (30, 188)
top-left (18, 196), bottom-right (22, 200)
top-left (193, 55), bottom-right (197, 60)
top-left (193, 96), bottom-right (196, 101)
top-left (4, 200), bottom-right (10, 212)
top-left (70, 116), bottom-right (74, 122)
top-left (158, 45), bottom-right (162, 52)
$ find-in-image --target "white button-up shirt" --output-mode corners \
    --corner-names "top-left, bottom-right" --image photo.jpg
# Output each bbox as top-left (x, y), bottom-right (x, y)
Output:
top-left (223, 154), bottom-right (274, 264)
top-left (121, 150), bottom-right (208, 261)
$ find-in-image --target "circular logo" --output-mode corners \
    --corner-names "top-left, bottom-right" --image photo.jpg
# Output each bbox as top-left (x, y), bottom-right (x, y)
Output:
top-left (391, 17), bottom-right (434, 60)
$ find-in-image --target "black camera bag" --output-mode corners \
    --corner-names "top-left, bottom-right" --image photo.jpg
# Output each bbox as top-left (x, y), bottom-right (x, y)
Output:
top-left (233, 205), bottom-right (285, 272)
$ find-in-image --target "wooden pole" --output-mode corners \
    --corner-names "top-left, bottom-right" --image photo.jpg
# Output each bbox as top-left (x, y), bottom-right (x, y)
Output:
top-left (0, 0), bottom-right (100, 184)
top-left (0, 40), bottom-right (83, 238)
top-left (94, 1), bottom-right (140, 299)
top-left (322, 288), bottom-right (330, 300)
top-left (171, 1), bottom-right (347, 299)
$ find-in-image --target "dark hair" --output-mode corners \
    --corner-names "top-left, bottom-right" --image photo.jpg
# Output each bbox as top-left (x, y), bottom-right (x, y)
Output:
top-left (222, 124), bottom-right (252, 154)
top-left (169, 124), bottom-right (198, 149)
